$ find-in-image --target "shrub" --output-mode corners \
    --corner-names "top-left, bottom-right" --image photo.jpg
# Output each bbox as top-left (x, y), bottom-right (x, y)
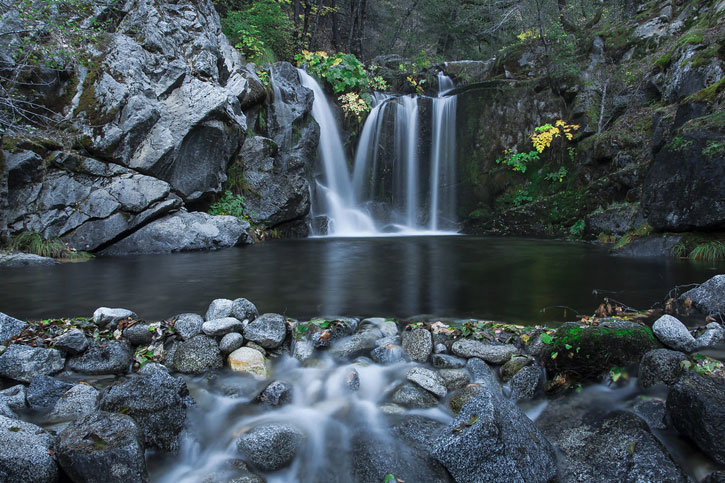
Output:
top-left (689, 241), bottom-right (725, 262)
top-left (208, 190), bottom-right (250, 221)
top-left (8, 232), bottom-right (90, 259)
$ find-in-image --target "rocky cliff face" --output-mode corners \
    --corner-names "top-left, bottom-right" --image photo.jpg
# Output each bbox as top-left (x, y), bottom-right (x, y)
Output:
top-left (2, 0), bottom-right (316, 253)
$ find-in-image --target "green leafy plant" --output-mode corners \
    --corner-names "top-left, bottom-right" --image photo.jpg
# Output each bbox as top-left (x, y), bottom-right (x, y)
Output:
top-left (496, 149), bottom-right (539, 173)
top-left (703, 141), bottom-right (725, 159)
top-left (208, 190), bottom-right (250, 221)
top-left (667, 136), bottom-right (692, 151)
top-left (569, 219), bottom-right (585, 240)
top-left (545, 166), bottom-right (568, 183)
top-left (221, 0), bottom-right (294, 63)
top-left (295, 50), bottom-right (371, 94)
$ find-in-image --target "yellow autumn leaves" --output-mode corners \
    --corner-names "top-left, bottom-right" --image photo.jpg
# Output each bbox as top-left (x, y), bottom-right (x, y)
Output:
top-left (532, 120), bottom-right (580, 153)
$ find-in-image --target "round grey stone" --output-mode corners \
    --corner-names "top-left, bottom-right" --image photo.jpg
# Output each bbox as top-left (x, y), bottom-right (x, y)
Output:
top-left (53, 328), bottom-right (89, 354)
top-left (123, 323), bottom-right (154, 346)
top-left (203, 317), bottom-right (244, 337)
top-left (0, 415), bottom-right (57, 482)
top-left (93, 307), bottom-right (137, 328)
top-left (220, 332), bottom-right (245, 354)
top-left (258, 381), bottom-right (293, 407)
top-left (205, 299), bottom-right (235, 321)
top-left (243, 313), bottom-right (287, 349)
top-left (174, 335), bottom-right (224, 374)
top-left (402, 328), bottom-right (433, 362)
top-left (67, 342), bottom-right (132, 375)
top-left (639, 348), bottom-right (688, 388)
top-left (652, 315), bottom-right (697, 352)
top-left (174, 313), bottom-right (204, 340)
top-left (0, 345), bottom-right (65, 382)
top-left (407, 367), bottom-right (447, 398)
top-left (232, 298), bottom-right (258, 322)
top-left (236, 423), bottom-right (305, 472)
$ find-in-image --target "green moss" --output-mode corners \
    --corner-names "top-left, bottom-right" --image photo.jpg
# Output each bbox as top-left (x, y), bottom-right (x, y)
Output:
top-left (685, 77), bottom-right (725, 105)
top-left (678, 32), bottom-right (704, 46)
top-left (74, 64), bottom-right (118, 127)
top-left (654, 53), bottom-right (672, 70)
top-left (703, 141), bottom-right (725, 159)
top-left (681, 111), bottom-right (725, 134)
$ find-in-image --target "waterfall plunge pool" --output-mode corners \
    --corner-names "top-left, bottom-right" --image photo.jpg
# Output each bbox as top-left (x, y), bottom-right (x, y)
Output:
top-left (1, 236), bottom-right (720, 324)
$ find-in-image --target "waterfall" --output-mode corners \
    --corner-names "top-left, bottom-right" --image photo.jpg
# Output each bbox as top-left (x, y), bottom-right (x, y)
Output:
top-left (297, 69), bottom-right (377, 236)
top-left (296, 68), bottom-right (458, 236)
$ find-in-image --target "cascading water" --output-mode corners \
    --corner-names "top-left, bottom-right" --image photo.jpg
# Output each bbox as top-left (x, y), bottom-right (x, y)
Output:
top-left (297, 68), bottom-right (459, 236)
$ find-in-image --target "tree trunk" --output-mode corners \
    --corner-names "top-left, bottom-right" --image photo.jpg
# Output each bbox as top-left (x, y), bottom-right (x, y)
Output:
top-left (308, 0), bottom-right (325, 50)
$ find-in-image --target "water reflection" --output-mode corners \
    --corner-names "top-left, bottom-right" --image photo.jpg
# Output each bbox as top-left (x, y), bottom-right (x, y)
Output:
top-left (0, 237), bottom-right (721, 323)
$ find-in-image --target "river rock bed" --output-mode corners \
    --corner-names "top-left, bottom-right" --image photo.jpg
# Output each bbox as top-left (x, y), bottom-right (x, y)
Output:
top-left (0, 278), bottom-right (724, 482)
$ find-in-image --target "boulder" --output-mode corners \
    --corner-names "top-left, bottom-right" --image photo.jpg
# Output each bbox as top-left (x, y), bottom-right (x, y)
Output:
top-left (93, 307), bottom-right (136, 328)
top-left (431, 359), bottom-right (557, 483)
top-left (27, 375), bottom-right (74, 410)
top-left (545, 320), bottom-right (660, 380)
top-left (438, 368), bottom-right (471, 390)
top-left (174, 313), bottom-right (204, 340)
top-left (696, 323), bottom-right (725, 349)
top-left (228, 347), bottom-right (268, 379)
top-left (448, 384), bottom-right (485, 413)
top-left (451, 339), bottom-right (518, 364)
top-left (328, 327), bottom-right (383, 360)
top-left (0, 344), bottom-right (65, 382)
top-left (231, 298), bottom-right (259, 322)
top-left (101, 210), bottom-right (251, 255)
top-left (7, 152), bottom-right (182, 251)
top-left (236, 423), bottom-right (305, 472)
top-left (56, 411), bottom-right (148, 483)
top-left (638, 348), bottom-right (688, 388)
top-left (509, 365), bottom-right (541, 401)
top-left (202, 317), bottom-right (244, 337)
top-left (652, 315), bottom-right (697, 352)
top-left (123, 323), bottom-right (154, 346)
top-left (391, 383), bottom-right (438, 408)
top-left (173, 335), bottom-right (223, 374)
top-left (0, 251), bottom-right (58, 267)
top-left (242, 313), bottom-right (287, 349)
top-left (99, 364), bottom-right (190, 452)
top-left (406, 367), bottom-right (447, 398)
top-left (401, 328), bottom-right (433, 362)
top-left (666, 372), bottom-right (725, 465)
top-left (53, 328), bottom-right (89, 354)
top-left (0, 384), bottom-right (26, 412)
top-left (537, 402), bottom-right (686, 482)
top-left (47, 383), bottom-right (99, 422)
top-left (258, 380), bottom-right (293, 407)
top-left (680, 275), bottom-right (725, 318)
top-left (220, 332), bottom-right (245, 354)
top-left (612, 235), bottom-right (683, 257)
top-left (0, 415), bottom-right (58, 482)
top-left (205, 299), bottom-right (235, 321)
top-left (67, 341), bottom-right (132, 375)
top-left (499, 355), bottom-right (532, 381)
top-left (0, 312), bottom-right (27, 343)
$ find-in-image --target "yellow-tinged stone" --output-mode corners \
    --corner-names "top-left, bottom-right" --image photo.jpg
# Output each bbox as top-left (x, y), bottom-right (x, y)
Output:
top-left (228, 347), bottom-right (268, 379)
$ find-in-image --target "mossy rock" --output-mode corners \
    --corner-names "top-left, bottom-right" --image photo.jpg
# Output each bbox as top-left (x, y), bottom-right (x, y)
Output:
top-left (544, 319), bottom-right (661, 381)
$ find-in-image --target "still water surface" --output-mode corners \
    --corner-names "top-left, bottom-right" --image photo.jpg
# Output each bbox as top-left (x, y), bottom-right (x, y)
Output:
top-left (1, 236), bottom-right (721, 323)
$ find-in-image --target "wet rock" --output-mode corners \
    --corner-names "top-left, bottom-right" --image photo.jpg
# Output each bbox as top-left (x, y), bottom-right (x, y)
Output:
top-left (652, 315), bottom-right (697, 352)
top-left (258, 381), bottom-right (293, 407)
top-left (680, 275), bottom-right (725, 318)
top-left (666, 371), bottom-right (725, 465)
top-left (203, 317), bottom-right (244, 337)
top-left (451, 339), bottom-right (518, 364)
top-left (0, 344), bottom-right (65, 382)
top-left (292, 339), bottom-right (314, 363)
top-left (243, 313), bottom-right (287, 349)
top-left (431, 369), bottom-right (557, 483)
top-left (545, 320), bottom-right (660, 380)
top-left (407, 367), bottom-right (447, 398)
top-left (103, 211), bottom-right (250, 255)
top-left (173, 335), bottom-right (223, 374)
top-left (431, 353), bottom-right (466, 369)
top-left (632, 397), bottom-right (667, 430)
top-left (390, 415), bottom-right (447, 450)
top-left (402, 328), bottom-right (433, 362)
top-left (696, 322), bottom-right (725, 349)
top-left (0, 251), bottom-right (58, 267)
top-left (67, 341), bottom-right (132, 375)
top-left (448, 384), bottom-right (485, 413)
top-left (47, 383), bottom-right (99, 422)
top-left (0, 385), bottom-right (26, 412)
top-left (639, 348), bottom-right (687, 388)
top-left (174, 313), bottom-right (204, 340)
top-left (93, 307), bottom-right (136, 328)
top-left (612, 234), bottom-right (682, 257)
top-left (205, 299), bottom-right (235, 321)
top-left (329, 327), bottom-right (382, 360)
top-left (391, 383), bottom-right (438, 408)
top-left (53, 328), bottom-right (89, 354)
top-left (236, 423), bottom-right (305, 472)
top-left (351, 426), bottom-right (452, 483)
top-left (509, 365), bottom-right (541, 401)
top-left (346, 368), bottom-right (361, 392)
top-left (99, 364), bottom-right (190, 452)
top-left (439, 368), bottom-right (470, 390)
top-left (499, 355), bottom-right (532, 381)
top-left (123, 323), bottom-right (154, 346)
top-left (232, 298), bottom-right (259, 322)
top-left (0, 415), bottom-right (58, 482)
top-left (0, 312), bottom-right (27, 343)
top-left (228, 347), bottom-right (268, 379)
top-left (220, 332), bottom-right (245, 355)
top-left (27, 375), bottom-right (74, 410)
top-left (311, 318), bottom-right (358, 349)
top-left (56, 411), bottom-right (148, 483)
top-left (370, 344), bottom-right (404, 364)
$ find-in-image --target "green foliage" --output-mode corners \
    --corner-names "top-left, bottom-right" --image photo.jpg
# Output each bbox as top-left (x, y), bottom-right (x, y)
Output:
top-left (296, 51), bottom-right (371, 94)
top-left (208, 190), bottom-right (251, 221)
top-left (678, 32), bottom-right (704, 46)
top-left (703, 141), bottom-right (725, 159)
top-left (221, 0), bottom-right (294, 63)
top-left (688, 241), bottom-right (725, 262)
top-left (569, 219), bottom-right (585, 240)
top-left (496, 150), bottom-right (539, 173)
top-left (8, 232), bottom-right (91, 259)
top-left (672, 242), bottom-right (689, 258)
top-left (667, 136), bottom-right (692, 151)
top-left (613, 224), bottom-right (654, 250)
top-left (545, 166), bottom-right (568, 183)
top-left (654, 54), bottom-right (672, 71)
